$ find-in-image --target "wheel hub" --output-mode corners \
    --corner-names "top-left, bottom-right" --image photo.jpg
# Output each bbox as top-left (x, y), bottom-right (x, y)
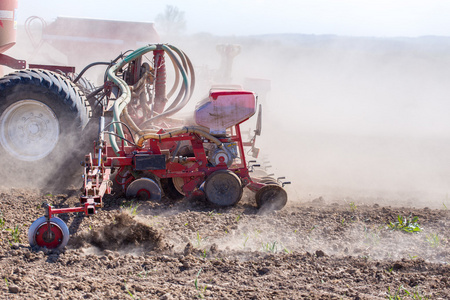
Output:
top-left (35, 223), bottom-right (63, 249)
top-left (42, 226), bottom-right (56, 243)
top-left (0, 100), bottom-right (59, 161)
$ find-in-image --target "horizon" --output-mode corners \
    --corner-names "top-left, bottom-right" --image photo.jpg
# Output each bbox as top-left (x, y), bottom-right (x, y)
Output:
top-left (15, 0), bottom-right (450, 38)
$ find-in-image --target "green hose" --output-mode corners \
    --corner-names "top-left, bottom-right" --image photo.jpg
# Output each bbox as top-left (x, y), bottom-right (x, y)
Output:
top-left (107, 44), bottom-right (158, 155)
top-left (106, 44), bottom-right (194, 156)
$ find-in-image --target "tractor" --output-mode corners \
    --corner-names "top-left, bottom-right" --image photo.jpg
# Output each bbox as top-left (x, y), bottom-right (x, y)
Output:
top-left (0, 0), bottom-right (289, 250)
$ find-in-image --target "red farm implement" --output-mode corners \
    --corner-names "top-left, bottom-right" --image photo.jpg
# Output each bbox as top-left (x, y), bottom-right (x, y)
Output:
top-left (0, 1), bottom-right (289, 250)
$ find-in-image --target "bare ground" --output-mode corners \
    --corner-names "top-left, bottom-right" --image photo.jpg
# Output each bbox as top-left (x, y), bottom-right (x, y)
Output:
top-left (0, 187), bottom-right (449, 299)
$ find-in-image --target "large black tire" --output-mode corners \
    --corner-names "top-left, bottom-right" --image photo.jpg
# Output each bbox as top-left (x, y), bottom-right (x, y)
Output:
top-left (0, 69), bottom-right (90, 189)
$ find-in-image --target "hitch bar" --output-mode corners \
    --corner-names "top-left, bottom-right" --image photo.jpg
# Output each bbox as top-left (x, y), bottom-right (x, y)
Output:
top-left (43, 197), bottom-right (101, 220)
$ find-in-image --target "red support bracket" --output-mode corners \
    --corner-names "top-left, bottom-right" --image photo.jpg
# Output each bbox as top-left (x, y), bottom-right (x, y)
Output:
top-left (0, 53), bottom-right (26, 69)
top-left (28, 64), bottom-right (75, 74)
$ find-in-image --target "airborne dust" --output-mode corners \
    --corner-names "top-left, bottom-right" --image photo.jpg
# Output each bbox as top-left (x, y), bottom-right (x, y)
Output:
top-left (4, 24), bottom-right (450, 208)
top-left (2, 24), bottom-right (450, 253)
top-left (0, 17), bottom-right (450, 299)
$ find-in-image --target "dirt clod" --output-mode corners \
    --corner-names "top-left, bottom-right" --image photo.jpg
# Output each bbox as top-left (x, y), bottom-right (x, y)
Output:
top-left (70, 213), bottom-right (165, 251)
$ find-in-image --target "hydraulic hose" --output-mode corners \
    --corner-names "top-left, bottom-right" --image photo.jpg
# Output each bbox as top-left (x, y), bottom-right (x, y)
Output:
top-left (107, 44), bottom-right (158, 154)
top-left (139, 44), bottom-right (192, 126)
top-left (107, 44), bottom-right (195, 155)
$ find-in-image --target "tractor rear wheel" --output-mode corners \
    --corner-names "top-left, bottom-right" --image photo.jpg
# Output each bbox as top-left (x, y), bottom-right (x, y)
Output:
top-left (0, 69), bottom-right (90, 188)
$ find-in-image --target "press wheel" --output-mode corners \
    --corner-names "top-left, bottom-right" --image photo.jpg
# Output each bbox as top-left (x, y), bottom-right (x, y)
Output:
top-left (28, 216), bottom-right (69, 250)
top-left (255, 184), bottom-right (288, 211)
top-left (204, 170), bottom-right (243, 206)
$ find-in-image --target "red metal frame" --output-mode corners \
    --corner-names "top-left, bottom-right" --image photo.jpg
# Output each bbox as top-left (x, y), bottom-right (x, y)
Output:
top-left (42, 120), bottom-right (262, 218)
top-left (28, 64), bottom-right (75, 74)
top-left (0, 53), bottom-right (26, 69)
top-left (33, 47), bottom-right (268, 220)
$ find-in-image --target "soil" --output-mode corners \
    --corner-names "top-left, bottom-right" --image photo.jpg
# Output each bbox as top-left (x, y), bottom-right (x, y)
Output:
top-left (0, 187), bottom-right (449, 299)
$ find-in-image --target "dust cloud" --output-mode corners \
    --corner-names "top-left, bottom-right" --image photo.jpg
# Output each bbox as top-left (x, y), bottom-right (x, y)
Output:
top-left (167, 34), bottom-right (450, 208)
top-left (225, 35), bottom-right (450, 208)
top-left (4, 20), bottom-right (450, 207)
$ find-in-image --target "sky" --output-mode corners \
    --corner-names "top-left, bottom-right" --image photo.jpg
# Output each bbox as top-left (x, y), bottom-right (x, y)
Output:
top-left (14, 0), bottom-right (450, 37)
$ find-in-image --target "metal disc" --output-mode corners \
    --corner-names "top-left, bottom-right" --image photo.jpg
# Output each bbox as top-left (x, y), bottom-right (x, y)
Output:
top-left (204, 170), bottom-right (243, 206)
top-left (126, 177), bottom-right (162, 201)
top-left (255, 184), bottom-right (288, 211)
top-left (28, 216), bottom-right (69, 250)
top-left (171, 162), bottom-right (194, 196)
top-left (172, 177), bottom-right (185, 195)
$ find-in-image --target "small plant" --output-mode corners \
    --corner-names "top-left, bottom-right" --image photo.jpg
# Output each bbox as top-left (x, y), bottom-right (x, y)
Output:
top-left (408, 254), bottom-right (418, 260)
top-left (281, 242), bottom-right (291, 254)
top-left (0, 212), bottom-right (5, 230)
top-left (363, 228), bottom-right (381, 246)
top-left (124, 280), bottom-right (137, 299)
top-left (195, 231), bottom-right (207, 248)
top-left (348, 201), bottom-right (357, 212)
top-left (425, 233), bottom-right (440, 248)
top-left (387, 215), bottom-right (422, 233)
top-left (242, 234), bottom-right (250, 249)
top-left (7, 225), bottom-right (21, 243)
top-left (137, 269), bottom-right (149, 278)
top-left (235, 214), bottom-right (241, 222)
top-left (194, 268), bottom-right (207, 299)
top-left (261, 241), bottom-right (278, 253)
top-left (386, 285), bottom-right (429, 300)
top-left (201, 249), bottom-right (208, 258)
top-left (443, 202), bottom-right (448, 210)
top-left (122, 201), bottom-right (140, 216)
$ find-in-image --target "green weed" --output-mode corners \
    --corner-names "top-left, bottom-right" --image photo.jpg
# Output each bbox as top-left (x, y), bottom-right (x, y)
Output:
top-left (425, 233), bottom-right (440, 248)
top-left (201, 249), bottom-right (208, 258)
top-left (363, 227), bottom-right (381, 246)
top-left (261, 241), bottom-right (278, 253)
top-left (386, 285), bottom-right (429, 299)
top-left (194, 268), bottom-right (207, 299)
top-left (122, 201), bottom-right (140, 216)
top-left (348, 201), bottom-right (357, 212)
top-left (124, 280), bottom-right (137, 299)
top-left (242, 234), bottom-right (250, 249)
top-left (235, 214), bottom-right (241, 222)
top-left (7, 225), bottom-right (21, 243)
top-left (281, 242), bottom-right (291, 254)
top-left (0, 212), bottom-right (5, 230)
top-left (408, 254), bottom-right (418, 260)
top-left (195, 232), bottom-right (207, 248)
top-left (387, 215), bottom-right (422, 233)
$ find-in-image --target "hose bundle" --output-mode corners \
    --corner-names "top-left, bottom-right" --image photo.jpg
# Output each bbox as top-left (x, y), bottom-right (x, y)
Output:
top-left (106, 44), bottom-right (196, 155)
